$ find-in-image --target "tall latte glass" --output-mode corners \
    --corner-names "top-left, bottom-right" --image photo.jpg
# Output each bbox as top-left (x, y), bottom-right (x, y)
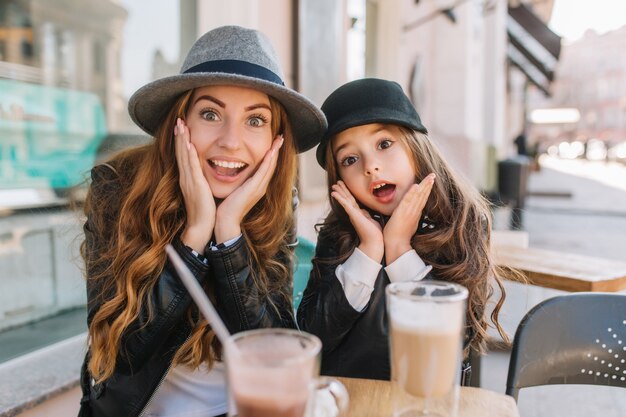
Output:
top-left (225, 328), bottom-right (348, 417)
top-left (386, 281), bottom-right (468, 417)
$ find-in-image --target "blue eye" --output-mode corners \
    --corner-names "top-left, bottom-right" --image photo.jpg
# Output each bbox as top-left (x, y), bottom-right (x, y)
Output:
top-left (248, 114), bottom-right (268, 127)
top-left (378, 139), bottom-right (392, 149)
top-left (340, 156), bottom-right (358, 166)
top-left (200, 109), bottom-right (219, 121)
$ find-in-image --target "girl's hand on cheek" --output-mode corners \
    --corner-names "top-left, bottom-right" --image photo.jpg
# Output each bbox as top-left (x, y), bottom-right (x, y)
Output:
top-left (175, 118), bottom-right (216, 252)
top-left (384, 173), bottom-right (435, 264)
top-left (331, 180), bottom-right (384, 263)
top-left (215, 135), bottom-right (284, 243)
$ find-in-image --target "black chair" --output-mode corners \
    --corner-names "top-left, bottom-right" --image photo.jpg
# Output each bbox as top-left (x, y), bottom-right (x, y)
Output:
top-left (506, 292), bottom-right (626, 401)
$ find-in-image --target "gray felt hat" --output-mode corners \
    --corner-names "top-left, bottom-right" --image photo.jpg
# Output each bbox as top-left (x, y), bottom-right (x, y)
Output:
top-left (128, 25), bottom-right (326, 153)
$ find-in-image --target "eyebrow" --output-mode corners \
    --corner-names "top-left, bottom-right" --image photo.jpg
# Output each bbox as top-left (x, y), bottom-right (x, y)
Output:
top-left (193, 95), bottom-right (271, 112)
top-left (333, 126), bottom-right (387, 155)
top-left (245, 103), bottom-right (272, 112)
top-left (194, 95), bottom-right (225, 107)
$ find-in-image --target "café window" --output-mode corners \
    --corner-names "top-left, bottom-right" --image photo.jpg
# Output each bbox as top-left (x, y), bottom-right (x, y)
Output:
top-left (0, 0), bottom-right (179, 365)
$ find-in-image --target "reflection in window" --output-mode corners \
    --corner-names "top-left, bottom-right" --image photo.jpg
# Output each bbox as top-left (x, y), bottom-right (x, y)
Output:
top-left (0, 0), bottom-right (178, 366)
top-left (0, 0), bottom-right (34, 66)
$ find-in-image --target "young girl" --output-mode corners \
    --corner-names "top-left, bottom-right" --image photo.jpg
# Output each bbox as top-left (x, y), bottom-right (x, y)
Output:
top-left (78, 26), bottom-right (326, 417)
top-left (297, 78), bottom-right (508, 382)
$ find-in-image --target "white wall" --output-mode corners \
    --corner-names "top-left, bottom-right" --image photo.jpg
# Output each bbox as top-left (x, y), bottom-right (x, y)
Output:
top-left (365, 0), bottom-right (507, 188)
top-left (196, 0), bottom-right (295, 87)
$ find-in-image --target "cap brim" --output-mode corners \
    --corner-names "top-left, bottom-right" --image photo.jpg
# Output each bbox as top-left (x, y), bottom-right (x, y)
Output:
top-left (128, 73), bottom-right (327, 153)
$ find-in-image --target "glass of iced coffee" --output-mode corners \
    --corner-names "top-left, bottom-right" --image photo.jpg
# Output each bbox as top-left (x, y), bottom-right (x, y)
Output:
top-left (386, 281), bottom-right (468, 417)
top-left (225, 328), bottom-right (348, 417)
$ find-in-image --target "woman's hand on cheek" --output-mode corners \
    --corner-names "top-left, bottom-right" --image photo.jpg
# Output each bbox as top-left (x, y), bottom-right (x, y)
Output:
top-left (175, 118), bottom-right (216, 252)
top-left (331, 181), bottom-right (384, 263)
top-left (384, 173), bottom-right (435, 264)
top-left (214, 135), bottom-right (284, 243)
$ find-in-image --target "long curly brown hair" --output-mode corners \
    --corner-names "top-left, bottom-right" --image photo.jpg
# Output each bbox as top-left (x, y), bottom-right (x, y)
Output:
top-left (83, 89), bottom-right (297, 382)
top-left (320, 126), bottom-right (513, 355)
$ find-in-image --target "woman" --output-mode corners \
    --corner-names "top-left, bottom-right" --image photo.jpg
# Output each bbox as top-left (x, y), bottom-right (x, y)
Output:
top-left (78, 25), bottom-right (326, 417)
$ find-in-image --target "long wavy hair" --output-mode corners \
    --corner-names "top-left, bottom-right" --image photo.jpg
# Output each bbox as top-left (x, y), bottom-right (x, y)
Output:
top-left (319, 126), bottom-right (513, 355)
top-left (83, 90), bottom-right (297, 382)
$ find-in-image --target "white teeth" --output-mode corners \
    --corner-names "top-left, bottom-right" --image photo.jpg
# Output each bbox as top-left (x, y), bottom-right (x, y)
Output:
top-left (373, 183), bottom-right (387, 190)
top-left (211, 160), bottom-right (246, 169)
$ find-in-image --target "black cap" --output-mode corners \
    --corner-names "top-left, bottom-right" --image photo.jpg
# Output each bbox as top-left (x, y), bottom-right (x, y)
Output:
top-left (316, 78), bottom-right (428, 167)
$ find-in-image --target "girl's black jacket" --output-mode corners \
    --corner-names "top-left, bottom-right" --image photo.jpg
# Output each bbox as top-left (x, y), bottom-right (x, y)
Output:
top-left (78, 164), bottom-right (295, 417)
top-left (296, 221), bottom-right (472, 383)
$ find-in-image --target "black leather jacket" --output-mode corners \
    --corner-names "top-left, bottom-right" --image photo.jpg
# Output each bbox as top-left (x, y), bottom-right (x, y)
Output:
top-left (78, 164), bottom-right (295, 417)
top-left (297, 218), bottom-right (472, 383)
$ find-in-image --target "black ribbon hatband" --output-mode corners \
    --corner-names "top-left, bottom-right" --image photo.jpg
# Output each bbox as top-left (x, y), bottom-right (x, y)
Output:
top-left (183, 60), bottom-right (284, 86)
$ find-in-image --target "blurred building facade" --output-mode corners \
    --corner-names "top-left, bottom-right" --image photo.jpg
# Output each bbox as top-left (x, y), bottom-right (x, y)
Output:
top-left (163, 0), bottom-right (559, 199)
top-left (0, 0), bottom-right (561, 198)
top-left (0, 0), bottom-right (128, 130)
top-left (528, 26), bottom-right (626, 149)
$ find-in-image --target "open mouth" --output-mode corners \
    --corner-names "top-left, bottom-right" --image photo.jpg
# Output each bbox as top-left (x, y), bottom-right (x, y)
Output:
top-left (209, 159), bottom-right (248, 177)
top-left (372, 182), bottom-right (396, 198)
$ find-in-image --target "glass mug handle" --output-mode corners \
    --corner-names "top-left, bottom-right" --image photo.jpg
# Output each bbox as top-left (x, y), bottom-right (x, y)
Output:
top-left (308, 376), bottom-right (350, 417)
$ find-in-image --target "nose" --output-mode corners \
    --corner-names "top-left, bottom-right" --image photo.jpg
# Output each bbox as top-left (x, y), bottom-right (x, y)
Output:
top-left (364, 159), bottom-right (380, 176)
top-left (216, 121), bottom-right (242, 151)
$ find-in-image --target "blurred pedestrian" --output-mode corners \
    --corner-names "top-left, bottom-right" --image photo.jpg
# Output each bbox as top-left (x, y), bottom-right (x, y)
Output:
top-left (514, 132), bottom-right (528, 156)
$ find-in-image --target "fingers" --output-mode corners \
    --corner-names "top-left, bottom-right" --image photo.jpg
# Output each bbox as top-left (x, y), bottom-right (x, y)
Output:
top-left (331, 180), bottom-right (383, 258)
top-left (180, 120), bottom-right (206, 183)
top-left (331, 180), bottom-right (359, 210)
top-left (248, 134), bottom-right (284, 191)
top-left (398, 173), bottom-right (435, 215)
top-left (174, 118), bottom-right (190, 179)
top-left (330, 181), bottom-right (378, 228)
top-left (176, 118), bottom-right (216, 248)
top-left (219, 134), bottom-right (284, 224)
top-left (175, 118), bottom-right (204, 187)
top-left (263, 135), bottom-right (284, 182)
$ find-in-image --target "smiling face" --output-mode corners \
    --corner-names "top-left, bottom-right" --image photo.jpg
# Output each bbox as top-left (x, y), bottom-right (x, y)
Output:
top-left (332, 123), bottom-right (416, 216)
top-left (185, 85), bottom-right (275, 199)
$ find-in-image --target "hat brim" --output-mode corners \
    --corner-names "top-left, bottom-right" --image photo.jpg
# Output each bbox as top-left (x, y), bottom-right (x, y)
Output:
top-left (128, 73), bottom-right (326, 153)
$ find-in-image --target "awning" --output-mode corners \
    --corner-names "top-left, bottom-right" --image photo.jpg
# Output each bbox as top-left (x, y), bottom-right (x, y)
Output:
top-left (507, 3), bottom-right (562, 95)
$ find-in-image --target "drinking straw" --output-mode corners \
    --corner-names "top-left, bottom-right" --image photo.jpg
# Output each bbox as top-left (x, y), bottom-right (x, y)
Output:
top-left (165, 244), bottom-right (234, 349)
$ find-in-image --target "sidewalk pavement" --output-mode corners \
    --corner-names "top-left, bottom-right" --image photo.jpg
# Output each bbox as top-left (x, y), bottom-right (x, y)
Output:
top-left (510, 155), bottom-right (626, 262)
top-left (487, 156), bottom-right (626, 417)
top-left (297, 155), bottom-right (626, 417)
